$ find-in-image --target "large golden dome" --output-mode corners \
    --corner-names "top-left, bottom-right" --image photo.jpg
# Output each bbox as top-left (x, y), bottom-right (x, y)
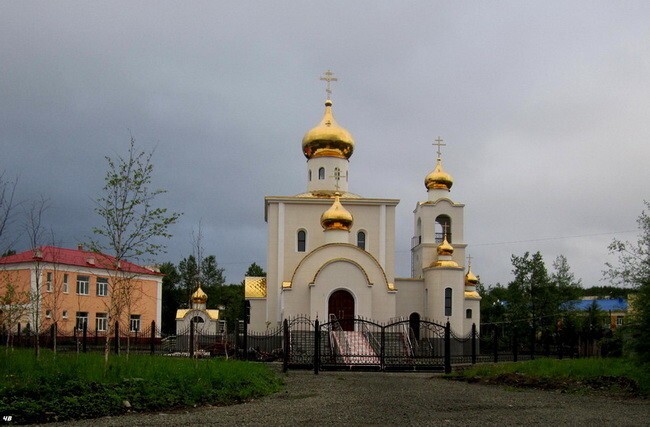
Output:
top-left (191, 285), bottom-right (208, 304)
top-left (425, 158), bottom-right (453, 191)
top-left (302, 100), bottom-right (355, 160)
top-left (320, 194), bottom-right (353, 231)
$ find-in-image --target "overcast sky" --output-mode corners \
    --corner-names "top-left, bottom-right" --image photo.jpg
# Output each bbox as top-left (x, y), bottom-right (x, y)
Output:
top-left (1, 2), bottom-right (648, 288)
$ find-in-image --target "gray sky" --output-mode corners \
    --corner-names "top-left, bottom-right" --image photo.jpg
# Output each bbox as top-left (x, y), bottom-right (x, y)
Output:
top-left (1, 2), bottom-right (648, 288)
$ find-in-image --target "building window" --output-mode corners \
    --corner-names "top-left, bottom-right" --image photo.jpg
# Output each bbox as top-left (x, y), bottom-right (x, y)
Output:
top-left (130, 315), bottom-right (141, 332)
top-left (444, 288), bottom-right (452, 317)
top-left (357, 231), bottom-right (366, 250)
top-left (318, 167), bottom-right (325, 180)
top-left (76, 275), bottom-right (89, 295)
top-left (45, 310), bottom-right (52, 319)
top-left (96, 313), bottom-right (108, 332)
top-left (62, 310), bottom-right (68, 319)
top-left (309, 170), bottom-right (312, 181)
top-left (96, 277), bottom-right (108, 297)
top-left (63, 274), bottom-right (69, 293)
top-left (76, 312), bottom-right (88, 330)
top-left (45, 272), bottom-right (52, 292)
top-left (297, 230), bottom-right (307, 252)
top-left (466, 309), bottom-right (472, 319)
top-left (616, 316), bottom-right (624, 326)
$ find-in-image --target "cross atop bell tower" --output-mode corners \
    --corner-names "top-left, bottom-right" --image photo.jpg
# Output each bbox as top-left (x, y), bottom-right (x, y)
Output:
top-left (320, 69), bottom-right (338, 100)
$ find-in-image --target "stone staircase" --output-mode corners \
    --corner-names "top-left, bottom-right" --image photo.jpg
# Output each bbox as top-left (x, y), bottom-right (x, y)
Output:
top-left (331, 331), bottom-right (380, 365)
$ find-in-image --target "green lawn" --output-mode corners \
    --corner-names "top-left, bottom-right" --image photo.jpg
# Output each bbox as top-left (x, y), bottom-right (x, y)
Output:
top-left (450, 358), bottom-right (649, 397)
top-left (0, 350), bottom-right (283, 424)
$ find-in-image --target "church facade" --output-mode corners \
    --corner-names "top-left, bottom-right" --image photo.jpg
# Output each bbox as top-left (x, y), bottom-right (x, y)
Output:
top-left (246, 85), bottom-right (480, 336)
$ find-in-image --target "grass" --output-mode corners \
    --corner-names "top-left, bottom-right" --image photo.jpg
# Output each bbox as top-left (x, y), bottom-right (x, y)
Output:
top-left (0, 349), bottom-right (283, 424)
top-left (449, 358), bottom-right (650, 397)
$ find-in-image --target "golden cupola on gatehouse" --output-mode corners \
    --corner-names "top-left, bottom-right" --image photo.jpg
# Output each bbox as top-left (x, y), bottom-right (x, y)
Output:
top-left (430, 235), bottom-right (459, 268)
top-left (465, 268), bottom-right (479, 287)
top-left (321, 194), bottom-right (354, 231)
top-left (191, 284), bottom-right (208, 305)
top-left (302, 98), bottom-right (355, 160)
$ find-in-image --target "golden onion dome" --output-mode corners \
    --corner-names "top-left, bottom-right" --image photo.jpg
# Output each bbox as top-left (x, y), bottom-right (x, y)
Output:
top-left (437, 236), bottom-right (454, 256)
top-left (320, 194), bottom-right (353, 231)
top-left (302, 100), bottom-right (355, 160)
top-left (465, 268), bottom-right (479, 286)
top-left (191, 285), bottom-right (208, 304)
top-left (425, 158), bottom-right (453, 191)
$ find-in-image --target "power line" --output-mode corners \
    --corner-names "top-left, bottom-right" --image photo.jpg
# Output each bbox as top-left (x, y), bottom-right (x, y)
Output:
top-left (472, 230), bottom-right (638, 247)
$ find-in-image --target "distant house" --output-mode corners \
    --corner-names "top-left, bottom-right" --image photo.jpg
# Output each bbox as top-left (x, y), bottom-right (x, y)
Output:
top-left (564, 298), bottom-right (628, 330)
top-left (0, 246), bottom-right (162, 335)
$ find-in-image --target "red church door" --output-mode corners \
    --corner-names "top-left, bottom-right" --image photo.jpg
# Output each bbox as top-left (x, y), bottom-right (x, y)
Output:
top-left (328, 289), bottom-right (355, 331)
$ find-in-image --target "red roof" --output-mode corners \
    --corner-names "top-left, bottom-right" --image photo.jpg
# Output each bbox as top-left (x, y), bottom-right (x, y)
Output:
top-left (0, 246), bottom-right (161, 276)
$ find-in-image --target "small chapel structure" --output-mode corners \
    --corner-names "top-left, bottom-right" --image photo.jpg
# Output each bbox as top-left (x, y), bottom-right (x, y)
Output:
top-left (246, 72), bottom-right (480, 335)
top-left (175, 285), bottom-right (224, 335)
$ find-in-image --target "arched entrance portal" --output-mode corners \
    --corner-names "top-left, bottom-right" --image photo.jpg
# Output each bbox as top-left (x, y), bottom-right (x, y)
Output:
top-left (328, 289), bottom-right (355, 331)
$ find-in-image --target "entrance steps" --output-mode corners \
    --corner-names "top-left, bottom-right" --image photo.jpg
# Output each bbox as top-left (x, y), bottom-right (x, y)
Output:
top-left (331, 331), bottom-right (380, 365)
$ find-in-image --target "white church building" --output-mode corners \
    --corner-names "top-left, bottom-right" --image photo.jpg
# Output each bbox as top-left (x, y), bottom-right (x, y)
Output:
top-left (246, 78), bottom-right (480, 336)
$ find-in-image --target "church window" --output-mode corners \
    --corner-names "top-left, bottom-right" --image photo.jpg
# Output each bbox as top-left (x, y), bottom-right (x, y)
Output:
top-left (318, 167), bottom-right (325, 180)
top-left (357, 231), bottom-right (366, 250)
top-left (444, 288), bottom-right (452, 316)
top-left (309, 170), bottom-right (312, 181)
top-left (297, 230), bottom-right (307, 252)
top-left (466, 309), bottom-right (472, 319)
top-left (435, 215), bottom-right (452, 243)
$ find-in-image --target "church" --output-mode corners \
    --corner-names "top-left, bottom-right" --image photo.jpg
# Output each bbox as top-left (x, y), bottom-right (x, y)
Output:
top-left (245, 73), bottom-right (480, 336)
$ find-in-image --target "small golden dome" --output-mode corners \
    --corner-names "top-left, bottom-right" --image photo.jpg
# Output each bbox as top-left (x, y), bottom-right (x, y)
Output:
top-left (320, 194), bottom-right (353, 231)
top-left (425, 158), bottom-right (453, 191)
top-left (191, 285), bottom-right (208, 304)
top-left (437, 236), bottom-right (454, 256)
top-left (465, 269), bottom-right (479, 286)
top-left (302, 100), bottom-right (355, 160)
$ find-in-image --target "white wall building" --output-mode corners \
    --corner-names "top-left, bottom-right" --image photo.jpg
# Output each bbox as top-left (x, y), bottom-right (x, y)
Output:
top-left (246, 90), bottom-right (480, 336)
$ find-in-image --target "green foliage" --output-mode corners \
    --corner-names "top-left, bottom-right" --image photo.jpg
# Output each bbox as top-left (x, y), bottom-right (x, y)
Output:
top-left (0, 350), bottom-right (282, 423)
top-left (606, 201), bottom-right (650, 363)
top-left (160, 262), bottom-right (182, 335)
top-left (451, 357), bottom-right (650, 396)
top-left (245, 262), bottom-right (266, 277)
top-left (580, 285), bottom-right (634, 299)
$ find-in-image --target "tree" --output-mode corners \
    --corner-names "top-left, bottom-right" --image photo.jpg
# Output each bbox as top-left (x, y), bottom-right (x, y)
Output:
top-left (23, 196), bottom-right (50, 358)
top-left (90, 137), bottom-right (181, 360)
top-left (160, 262), bottom-right (181, 335)
top-left (606, 200), bottom-right (650, 363)
top-left (551, 255), bottom-right (582, 303)
top-left (0, 172), bottom-right (18, 254)
top-left (245, 262), bottom-right (266, 277)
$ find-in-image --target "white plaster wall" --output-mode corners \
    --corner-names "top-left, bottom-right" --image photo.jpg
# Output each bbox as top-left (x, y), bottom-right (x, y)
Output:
top-left (394, 278), bottom-right (425, 319)
top-left (306, 157), bottom-right (349, 193)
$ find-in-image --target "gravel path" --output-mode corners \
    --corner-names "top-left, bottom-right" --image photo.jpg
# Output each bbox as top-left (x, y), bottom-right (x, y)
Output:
top-left (54, 367), bottom-right (649, 426)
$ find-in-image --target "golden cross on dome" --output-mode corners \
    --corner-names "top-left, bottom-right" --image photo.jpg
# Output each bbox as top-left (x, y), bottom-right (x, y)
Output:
top-left (330, 168), bottom-right (342, 191)
top-left (433, 136), bottom-right (446, 159)
top-left (467, 254), bottom-right (473, 267)
top-left (320, 69), bottom-right (338, 100)
top-left (443, 223), bottom-right (450, 239)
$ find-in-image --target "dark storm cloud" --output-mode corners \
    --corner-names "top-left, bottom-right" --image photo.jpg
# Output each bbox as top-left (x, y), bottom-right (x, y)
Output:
top-left (1, 1), bottom-right (648, 286)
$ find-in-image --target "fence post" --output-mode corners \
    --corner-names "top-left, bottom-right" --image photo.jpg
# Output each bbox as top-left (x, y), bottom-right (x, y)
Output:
top-left (493, 324), bottom-right (499, 363)
top-left (17, 323), bottom-right (21, 347)
top-left (82, 322), bottom-right (87, 353)
top-left (380, 325), bottom-right (386, 371)
top-left (282, 319), bottom-right (289, 373)
top-left (233, 320), bottom-right (239, 358)
top-left (243, 317), bottom-right (249, 360)
top-left (189, 320), bottom-right (195, 358)
top-left (444, 321), bottom-right (451, 374)
top-left (150, 320), bottom-right (156, 355)
top-left (530, 320), bottom-right (536, 360)
top-left (114, 321), bottom-right (119, 355)
top-left (512, 325), bottom-right (518, 362)
top-left (50, 323), bottom-right (56, 350)
top-left (471, 323), bottom-right (477, 365)
top-left (314, 318), bottom-right (320, 375)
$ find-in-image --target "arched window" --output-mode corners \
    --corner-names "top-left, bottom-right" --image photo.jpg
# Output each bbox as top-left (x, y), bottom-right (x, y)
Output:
top-left (435, 215), bottom-right (452, 243)
top-left (444, 287), bottom-right (452, 316)
top-left (466, 309), bottom-right (472, 319)
top-left (308, 170), bottom-right (312, 181)
top-left (318, 167), bottom-right (325, 180)
top-left (357, 231), bottom-right (366, 250)
top-left (297, 230), bottom-right (307, 252)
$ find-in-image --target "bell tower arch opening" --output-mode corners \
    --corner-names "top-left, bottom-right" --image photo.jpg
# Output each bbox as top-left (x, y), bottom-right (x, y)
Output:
top-left (435, 214), bottom-right (451, 243)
